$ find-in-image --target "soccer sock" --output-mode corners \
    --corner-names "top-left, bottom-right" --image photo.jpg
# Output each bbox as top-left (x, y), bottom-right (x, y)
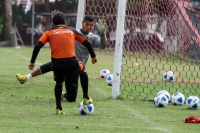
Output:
top-left (26, 73), bottom-right (32, 79)
top-left (80, 72), bottom-right (89, 99)
top-left (54, 84), bottom-right (63, 110)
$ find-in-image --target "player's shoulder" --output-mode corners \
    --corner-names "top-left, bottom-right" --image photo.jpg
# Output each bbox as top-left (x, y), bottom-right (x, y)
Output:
top-left (48, 26), bottom-right (75, 31)
top-left (66, 26), bottom-right (76, 31)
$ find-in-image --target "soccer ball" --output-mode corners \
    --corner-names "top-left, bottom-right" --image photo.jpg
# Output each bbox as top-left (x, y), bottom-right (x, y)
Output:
top-left (163, 71), bottom-right (175, 82)
top-left (154, 93), bottom-right (168, 107)
top-left (156, 90), bottom-right (171, 102)
top-left (78, 102), bottom-right (94, 115)
top-left (106, 74), bottom-right (113, 86)
top-left (171, 92), bottom-right (185, 105)
top-left (99, 69), bottom-right (111, 79)
top-left (186, 96), bottom-right (200, 109)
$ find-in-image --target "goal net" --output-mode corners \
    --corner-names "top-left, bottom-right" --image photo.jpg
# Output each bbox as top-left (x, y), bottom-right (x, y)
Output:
top-left (79, 0), bottom-right (200, 100)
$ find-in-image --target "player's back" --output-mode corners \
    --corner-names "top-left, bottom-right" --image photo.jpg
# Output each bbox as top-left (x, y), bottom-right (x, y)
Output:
top-left (48, 28), bottom-right (75, 59)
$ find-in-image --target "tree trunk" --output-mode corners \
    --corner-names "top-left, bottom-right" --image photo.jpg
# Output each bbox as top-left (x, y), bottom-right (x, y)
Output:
top-left (3, 0), bottom-right (12, 41)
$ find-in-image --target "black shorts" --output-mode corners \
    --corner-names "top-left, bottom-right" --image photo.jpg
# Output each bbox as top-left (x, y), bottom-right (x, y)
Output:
top-left (52, 57), bottom-right (84, 83)
top-left (39, 62), bottom-right (53, 74)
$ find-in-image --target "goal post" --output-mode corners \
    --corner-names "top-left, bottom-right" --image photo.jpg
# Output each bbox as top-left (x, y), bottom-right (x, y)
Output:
top-left (77, 0), bottom-right (200, 100)
top-left (76, 0), bottom-right (126, 99)
top-left (76, 0), bottom-right (85, 29)
top-left (112, 0), bottom-right (127, 99)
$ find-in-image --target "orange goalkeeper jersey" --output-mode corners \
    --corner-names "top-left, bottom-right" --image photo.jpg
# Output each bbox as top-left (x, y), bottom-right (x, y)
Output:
top-left (39, 26), bottom-right (86, 59)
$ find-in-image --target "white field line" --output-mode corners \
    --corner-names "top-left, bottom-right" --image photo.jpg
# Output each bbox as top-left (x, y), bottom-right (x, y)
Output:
top-left (3, 49), bottom-right (171, 132)
top-left (4, 49), bottom-right (43, 66)
top-left (92, 85), bottom-right (172, 133)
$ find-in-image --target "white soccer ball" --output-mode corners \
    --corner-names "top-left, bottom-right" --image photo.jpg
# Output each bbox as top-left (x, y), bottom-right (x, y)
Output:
top-left (154, 93), bottom-right (168, 107)
top-left (78, 102), bottom-right (94, 115)
top-left (163, 71), bottom-right (175, 82)
top-left (106, 74), bottom-right (113, 86)
top-left (171, 92), bottom-right (185, 105)
top-left (99, 69), bottom-right (111, 79)
top-left (186, 96), bottom-right (200, 109)
top-left (156, 90), bottom-right (171, 102)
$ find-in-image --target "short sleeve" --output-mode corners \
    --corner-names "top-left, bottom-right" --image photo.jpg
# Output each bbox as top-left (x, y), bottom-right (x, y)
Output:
top-left (92, 35), bottom-right (100, 48)
top-left (39, 32), bottom-right (49, 45)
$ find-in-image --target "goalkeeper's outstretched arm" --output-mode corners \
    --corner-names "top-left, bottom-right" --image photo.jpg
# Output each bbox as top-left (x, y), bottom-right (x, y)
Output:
top-left (95, 19), bottom-right (107, 49)
top-left (99, 30), bottom-right (107, 49)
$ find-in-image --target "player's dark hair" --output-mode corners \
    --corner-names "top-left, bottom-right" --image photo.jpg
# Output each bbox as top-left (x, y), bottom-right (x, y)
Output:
top-left (83, 15), bottom-right (94, 22)
top-left (53, 12), bottom-right (66, 25)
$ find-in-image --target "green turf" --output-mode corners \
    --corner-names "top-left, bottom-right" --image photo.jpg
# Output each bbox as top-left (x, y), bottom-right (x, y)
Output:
top-left (0, 46), bottom-right (200, 133)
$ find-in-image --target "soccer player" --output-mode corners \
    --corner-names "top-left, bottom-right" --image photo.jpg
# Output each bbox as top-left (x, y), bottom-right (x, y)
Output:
top-left (16, 11), bottom-right (107, 103)
top-left (27, 12), bottom-right (98, 115)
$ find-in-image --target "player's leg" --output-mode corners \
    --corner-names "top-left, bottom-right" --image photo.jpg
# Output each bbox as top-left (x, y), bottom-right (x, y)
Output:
top-left (53, 68), bottom-right (66, 115)
top-left (16, 62), bottom-right (53, 84)
top-left (54, 60), bottom-right (80, 114)
top-left (80, 70), bottom-right (92, 104)
top-left (63, 73), bottom-right (79, 102)
top-left (78, 61), bottom-right (92, 105)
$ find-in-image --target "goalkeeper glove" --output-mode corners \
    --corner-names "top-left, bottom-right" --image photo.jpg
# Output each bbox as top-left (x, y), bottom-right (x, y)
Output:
top-left (95, 19), bottom-right (107, 34)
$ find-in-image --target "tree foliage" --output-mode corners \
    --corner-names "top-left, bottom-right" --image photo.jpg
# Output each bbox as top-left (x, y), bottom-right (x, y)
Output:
top-left (0, 0), bottom-right (78, 42)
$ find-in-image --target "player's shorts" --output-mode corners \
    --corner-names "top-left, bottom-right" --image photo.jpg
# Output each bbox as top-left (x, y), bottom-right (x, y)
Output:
top-left (52, 57), bottom-right (85, 81)
top-left (39, 62), bottom-right (53, 74)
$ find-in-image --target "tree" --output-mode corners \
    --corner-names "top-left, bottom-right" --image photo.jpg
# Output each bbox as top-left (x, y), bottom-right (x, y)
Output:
top-left (3, 0), bottom-right (12, 41)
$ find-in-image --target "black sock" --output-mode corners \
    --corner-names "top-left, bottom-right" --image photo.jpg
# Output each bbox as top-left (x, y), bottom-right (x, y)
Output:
top-left (80, 72), bottom-right (89, 99)
top-left (54, 84), bottom-right (62, 110)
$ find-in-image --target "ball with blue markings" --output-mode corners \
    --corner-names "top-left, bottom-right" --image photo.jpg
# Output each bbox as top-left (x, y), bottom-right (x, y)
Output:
top-left (99, 69), bottom-right (111, 79)
top-left (186, 96), bottom-right (200, 109)
top-left (156, 90), bottom-right (171, 102)
top-left (154, 93), bottom-right (168, 107)
top-left (78, 102), bottom-right (94, 115)
top-left (106, 74), bottom-right (113, 86)
top-left (171, 92), bottom-right (185, 105)
top-left (163, 71), bottom-right (175, 82)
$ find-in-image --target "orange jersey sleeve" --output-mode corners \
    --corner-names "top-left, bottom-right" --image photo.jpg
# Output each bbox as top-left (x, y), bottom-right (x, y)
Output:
top-left (74, 33), bottom-right (86, 44)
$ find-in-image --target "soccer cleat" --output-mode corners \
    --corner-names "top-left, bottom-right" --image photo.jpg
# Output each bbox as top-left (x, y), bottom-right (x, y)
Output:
top-left (55, 109), bottom-right (65, 115)
top-left (83, 97), bottom-right (93, 105)
top-left (16, 74), bottom-right (27, 84)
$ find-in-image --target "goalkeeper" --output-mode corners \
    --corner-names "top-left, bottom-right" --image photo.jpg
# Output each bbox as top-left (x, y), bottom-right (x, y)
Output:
top-left (16, 10), bottom-right (107, 103)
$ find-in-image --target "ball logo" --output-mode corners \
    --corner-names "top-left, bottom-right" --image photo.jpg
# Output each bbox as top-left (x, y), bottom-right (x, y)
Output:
top-left (156, 97), bottom-right (160, 103)
top-left (193, 98), bottom-right (197, 103)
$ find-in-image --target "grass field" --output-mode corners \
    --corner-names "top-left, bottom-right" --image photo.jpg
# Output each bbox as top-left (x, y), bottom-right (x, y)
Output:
top-left (0, 46), bottom-right (200, 133)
